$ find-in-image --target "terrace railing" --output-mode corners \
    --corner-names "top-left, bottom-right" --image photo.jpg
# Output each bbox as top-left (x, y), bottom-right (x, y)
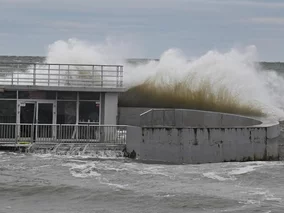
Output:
top-left (0, 62), bottom-right (124, 88)
top-left (0, 123), bottom-right (127, 144)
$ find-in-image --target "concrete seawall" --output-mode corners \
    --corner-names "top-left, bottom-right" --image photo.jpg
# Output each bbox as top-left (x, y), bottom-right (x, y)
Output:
top-left (118, 107), bottom-right (262, 127)
top-left (125, 109), bottom-right (281, 164)
top-left (140, 109), bottom-right (262, 127)
top-left (118, 107), bottom-right (151, 126)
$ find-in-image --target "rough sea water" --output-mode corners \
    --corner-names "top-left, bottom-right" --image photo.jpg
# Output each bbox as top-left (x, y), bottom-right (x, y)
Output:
top-left (0, 152), bottom-right (283, 213)
top-left (1, 39), bottom-right (284, 212)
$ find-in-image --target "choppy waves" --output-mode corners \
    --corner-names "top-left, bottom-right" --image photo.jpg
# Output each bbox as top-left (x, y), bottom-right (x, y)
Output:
top-left (0, 152), bottom-right (284, 212)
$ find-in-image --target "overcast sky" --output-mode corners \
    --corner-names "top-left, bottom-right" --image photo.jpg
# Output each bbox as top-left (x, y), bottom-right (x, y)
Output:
top-left (0, 0), bottom-right (284, 61)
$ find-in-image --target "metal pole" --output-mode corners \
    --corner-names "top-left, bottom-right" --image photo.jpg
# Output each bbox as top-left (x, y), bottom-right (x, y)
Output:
top-left (116, 66), bottom-right (119, 87)
top-left (67, 65), bottom-right (70, 85)
top-left (48, 64), bottom-right (50, 86)
top-left (101, 66), bottom-right (103, 87)
top-left (58, 64), bottom-right (61, 86)
top-left (92, 65), bottom-right (95, 86)
top-left (33, 64), bottom-right (36, 85)
top-left (11, 65), bottom-right (14, 85)
top-left (120, 66), bottom-right (123, 87)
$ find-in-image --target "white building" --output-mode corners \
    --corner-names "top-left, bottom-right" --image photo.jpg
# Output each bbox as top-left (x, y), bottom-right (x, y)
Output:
top-left (0, 62), bottom-right (125, 143)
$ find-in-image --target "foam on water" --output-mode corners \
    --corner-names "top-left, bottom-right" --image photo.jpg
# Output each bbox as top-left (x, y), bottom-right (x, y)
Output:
top-left (203, 172), bottom-right (236, 181)
top-left (1, 151), bottom-right (283, 212)
top-left (63, 162), bottom-right (102, 178)
top-left (202, 162), bottom-right (270, 181)
top-left (228, 164), bottom-right (263, 175)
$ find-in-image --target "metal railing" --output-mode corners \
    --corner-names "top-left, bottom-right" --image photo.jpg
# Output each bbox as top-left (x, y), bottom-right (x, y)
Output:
top-left (0, 123), bottom-right (127, 144)
top-left (0, 62), bottom-right (124, 88)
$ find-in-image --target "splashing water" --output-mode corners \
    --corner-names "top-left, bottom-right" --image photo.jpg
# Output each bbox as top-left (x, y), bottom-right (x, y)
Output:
top-left (44, 38), bottom-right (284, 120)
top-left (2, 38), bottom-right (284, 120)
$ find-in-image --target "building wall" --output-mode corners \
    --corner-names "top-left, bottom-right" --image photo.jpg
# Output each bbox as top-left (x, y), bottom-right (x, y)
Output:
top-left (102, 93), bottom-right (119, 125)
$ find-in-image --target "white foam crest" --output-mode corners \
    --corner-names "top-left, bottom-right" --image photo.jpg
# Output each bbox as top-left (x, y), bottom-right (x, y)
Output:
top-left (46, 38), bottom-right (131, 65)
top-left (228, 164), bottom-right (262, 175)
top-left (98, 177), bottom-right (129, 190)
top-left (79, 150), bottom-right (125, 159)
top-left (3, 38), bottom-right (284, 120)
top-left (127, 47), bottom-right (284, 120)
top-left (203, 172), bottom-right (236, 181)
top-left (45, 39), bottom-right (284, 120)
top-left (245, 188), bottom-right (282, 203)
top-left (63, 162), bottom-right (101, 178)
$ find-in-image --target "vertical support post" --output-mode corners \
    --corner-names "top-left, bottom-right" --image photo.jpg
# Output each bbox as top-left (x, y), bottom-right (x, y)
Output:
top-left (58, 64), bottom-right (61, 86)
top-left (67, 65), bottom-right (70, 85)
top-left (11, 65), bottom-right (14, 85)
top-left (101, 65), bottom-right (103, 87)
top-left (48, 64), bottom-right (50, 86)
top-left (76, 92), bottom-right (79, 140)
top-left (116, 66), bottom-right (119, 87)
top-left (76, 92), bottom-right (79, 125)
top-left (120, 66), bottom-right (123, 87)
top-left (17, 64), bottom-right (20, 85)
top-left (100, 126), bottom-right (105, 143)
top-left (92, 65), bottom-right (95, 86)
top-left (15, 124), bottom-right (18, 145)
top-left (33, 64), bottom-right (36, 85)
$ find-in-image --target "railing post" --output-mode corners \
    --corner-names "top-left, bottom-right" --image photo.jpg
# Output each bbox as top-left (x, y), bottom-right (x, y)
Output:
top-left (15, 124), bottom-right (18, 145)
top-left (48, 64), bottom-right (50, 86)
top-left (101, 65), bottom-right (103, 87)
top-left (17, 64), bottom-right (20, 85)
top-left (92, 65), bottom-right (95, 86)
top-left (67, 65), bottom-right (70, 85)
top-left (100, 126), bottom-right (105, 143)
top-left (11, 68), bottom-right (14, 85)
top-left (116, 66), bottom-right (119, 87)
top-left (58, 64), bottom-right (61, 86)
top-left (121, 66), bottom-right (123, 87)
top-left (33, 64), bottom-right (36, 85)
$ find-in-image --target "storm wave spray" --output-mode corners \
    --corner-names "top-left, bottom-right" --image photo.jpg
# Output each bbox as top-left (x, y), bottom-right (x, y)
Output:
top-left (45, 38), bottom-right (284, 121)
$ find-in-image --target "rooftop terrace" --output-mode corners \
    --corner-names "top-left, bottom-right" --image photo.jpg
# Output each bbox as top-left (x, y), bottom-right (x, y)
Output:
top-left (0, 62), bottom-right (124, 92)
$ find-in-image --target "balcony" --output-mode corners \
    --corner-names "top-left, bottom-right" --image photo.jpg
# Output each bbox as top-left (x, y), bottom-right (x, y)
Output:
top-left (0, 62), bottom-right (124, 92)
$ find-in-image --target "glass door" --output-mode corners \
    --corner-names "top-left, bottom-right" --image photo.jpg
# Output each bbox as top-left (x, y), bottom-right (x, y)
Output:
top-left (19, 102), bottom-right (36, 140)
top-left (18, 100), bottom-right (56, 142)
top-left (36, 102), bottom-right (54, 139)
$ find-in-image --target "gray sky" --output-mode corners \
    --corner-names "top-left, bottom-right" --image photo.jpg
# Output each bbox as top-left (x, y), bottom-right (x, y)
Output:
top-left (0, 0), bottom-right (284, 61)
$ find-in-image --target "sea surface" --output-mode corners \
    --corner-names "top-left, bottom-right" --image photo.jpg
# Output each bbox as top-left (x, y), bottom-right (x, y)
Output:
top-left (0, 152), bottom-right (283, 213)
top-left (0, 56), bottom-right (284, 213)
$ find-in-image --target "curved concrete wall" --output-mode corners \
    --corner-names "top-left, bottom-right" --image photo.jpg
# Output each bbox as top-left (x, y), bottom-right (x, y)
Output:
top-left (140, 109), bottom-right (262, 127)
top-left (118, 107), bottom-right (262, 127)
top-left (118, 107), bottom-right (151, 126)
top-left (125, 109), bottom-right (280, 164)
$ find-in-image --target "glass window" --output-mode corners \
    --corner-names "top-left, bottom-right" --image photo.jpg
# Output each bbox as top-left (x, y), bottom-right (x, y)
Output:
top-left (57, 91), bottom-right (77, 100)
top-left (79, 101), bottom-right (100, 123)
top-left (57, 101), bottom-right (76, 124)
top-left (0, 100), bottom-right (16, 123)
top-left (79, 92), bottom-right (100, 100)
top-left (0, 91), bottom-right (16, 99)
top-left (19, 91), bottom-right (56, 99)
